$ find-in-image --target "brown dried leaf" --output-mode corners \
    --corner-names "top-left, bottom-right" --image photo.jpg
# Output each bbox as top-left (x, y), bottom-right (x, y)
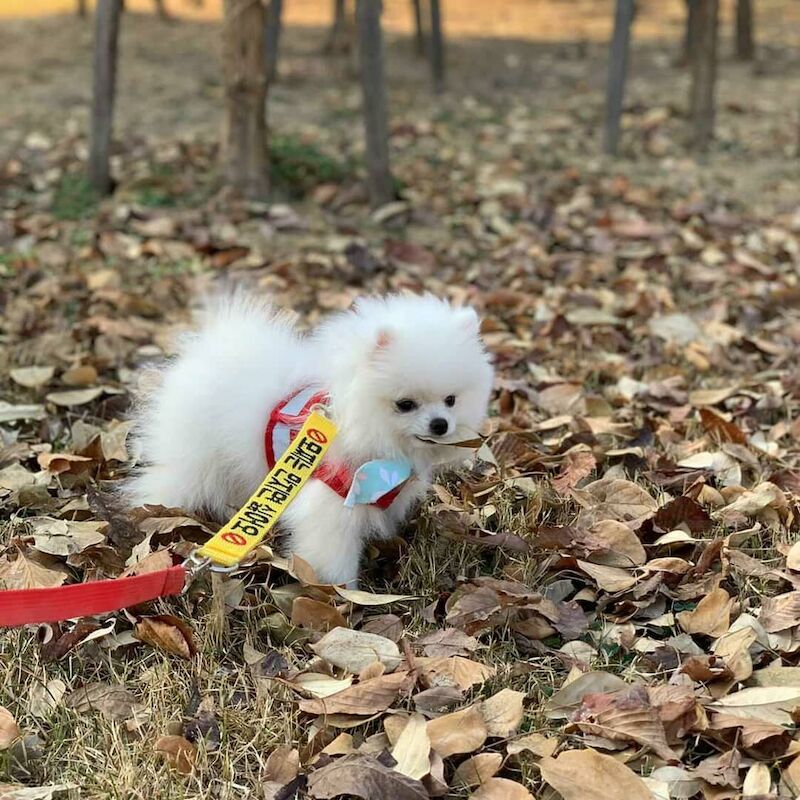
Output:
top-left (759, 591), bottom-right (800, 633)
top-left (391, 713), bottom-right (431, 780)
top-left (263, 746), bottom-right (300, 785)
top-left (699, 407), bottom-right (748, 444)
top-left (470, 778), bottom-right (534, 800)
top-left (414, 656), bottom-right (495, 691)
top-left (0, 706), bottom-right (20, 749)
top-left (480, 688), bottom-right (526, 738)
top-left (306, 754), bottom-right (428, 800)
top-left (0, 553), bottom-right (67, 590)
top-left (653, 495), bottom-right (713, 534)
top-left (416, 628), bottom-right (479, 658)
top-left (10, 366), bottom-right (55, 388)
top-left (361, 614), bottom-right (404, 642)
top-left (552, 449), bottom-right (596, 493)
top-left (575, 560), bottom-right (638, 592)
top-left (291, 596), bottom-right (348, 632)
top-left (154, 735), bottom-right (196, 775)
top-left (36, 452), bottom-right (92, 475)
top-left (65, 683), bottom-right (142, 721)
top-left (426, 704), bottom-right (487, 758)
top-left (134, 615), bottom-right (196, 659)
top-left (568, 685), bottom-right (676, 762)
top-left (539, 749), bottom-right (652, 800)
top-left (451, 753), bottom-right (503, 789)
top-left (677, 588), bottom-right (733, 638)
top-left (311, 627), bottom-right (402, 673)
top-left (298, 670), bottom-right (409, 716)
top-left (576, 477), bottom-right (658, 528)
top-left (506, 733), bottom-right (557, 759)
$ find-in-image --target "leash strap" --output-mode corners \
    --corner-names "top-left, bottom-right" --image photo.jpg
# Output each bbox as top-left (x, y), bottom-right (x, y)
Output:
top-left (0, 565), bottom-right (187, 627)
top-left (197, 410), bottom-right (337, 567)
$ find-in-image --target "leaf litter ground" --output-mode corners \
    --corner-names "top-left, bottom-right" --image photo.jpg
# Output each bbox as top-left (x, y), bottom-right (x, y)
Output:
top-left (2, 5), bottom-right (800, 799)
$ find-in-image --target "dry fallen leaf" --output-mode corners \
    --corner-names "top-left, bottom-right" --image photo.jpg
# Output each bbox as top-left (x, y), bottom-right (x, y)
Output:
top-left (65, 683), bottom-right (143, 722)
top-left (45, 387), bottom-right (105, 407)
top-left (576, 477), bottom-right (658, 528)
top-left (759, 591), bottom-right (800, 633)
top-left (291, 596), bottom-right (348, 632)
top-left (451, 752), bottom-right (503, 788)
top-left (311, 627), bottom-right (402, 673)
top-left (391, 712), bottom-right (431, 780)
top-left (414, 656), bottom-right (495, 691)
top-left (539, 748), bottom-right (653, 800)
top-left (416, 628), bottom-right (480, 658)
top-left (567, 685), bottom-right (676, 762)
top-left (133, 615), bottom-right (197, 659)
top-left (480, 688), bottom-right (526, 738)
top-left (154, 734), bottom-right (196, 775)
top-left (677, 587), bottom-right (733, 638)
top-left (263, 745), bottom-right (300, 785)
top-left (506, 732), bottom-right (557, 759)
top-left (306, 754), bottom-right (428, 800)
top-left (0, 552), bottom-right (67, 590)
top-left (333, 586), bottom-right (417, 606)
top-left (28, 679), bottom-right (67, 719)
top-left (291, 672), bottom-right (354, 699)
top-left (708, 686), bottom-right (800, 726)
top-left (426, 704), bottom-right (488, 758)
top-left (298, 670), bottom-right (410, 716)
top-left (469, 777), bottom-right (534, 800)
top-left (10, 366), bottom-right (55, 388)
top-left (742, 762), bottom-right (772, 796)
top-left (545, 671), bottom-right (629, 719)
top-left (0, 706), bottom-right (20, 749)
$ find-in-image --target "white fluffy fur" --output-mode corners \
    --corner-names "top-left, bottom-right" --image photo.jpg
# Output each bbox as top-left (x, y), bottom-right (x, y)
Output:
top-left (126, 292), bottom-right (494, 586)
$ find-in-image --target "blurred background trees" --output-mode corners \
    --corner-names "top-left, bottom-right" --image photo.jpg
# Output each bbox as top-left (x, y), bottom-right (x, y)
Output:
top-left (81, 0), bottom-right (760, 202)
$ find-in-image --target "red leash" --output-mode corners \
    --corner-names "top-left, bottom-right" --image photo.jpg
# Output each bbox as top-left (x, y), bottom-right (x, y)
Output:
top-left (0, 564), bottom-right (188, 627)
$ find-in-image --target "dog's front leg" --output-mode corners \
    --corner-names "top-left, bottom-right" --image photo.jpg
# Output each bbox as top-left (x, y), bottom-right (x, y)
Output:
top-left (281, 481), bottom-right (368, 587)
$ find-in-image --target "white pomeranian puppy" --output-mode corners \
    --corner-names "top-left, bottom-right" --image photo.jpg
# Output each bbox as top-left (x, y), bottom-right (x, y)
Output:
top-left (126, 292), bottom-right (494, 586)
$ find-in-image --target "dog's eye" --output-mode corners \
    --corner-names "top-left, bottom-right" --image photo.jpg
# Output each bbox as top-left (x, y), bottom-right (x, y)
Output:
top-left (395, 399), bottom-right (418, 413)
top-left (444, 395), bottom-right (456, 407)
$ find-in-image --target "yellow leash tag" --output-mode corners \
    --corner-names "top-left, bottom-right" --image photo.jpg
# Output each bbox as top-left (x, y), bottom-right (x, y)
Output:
top-left (197, 411), bottom-right (338, 567)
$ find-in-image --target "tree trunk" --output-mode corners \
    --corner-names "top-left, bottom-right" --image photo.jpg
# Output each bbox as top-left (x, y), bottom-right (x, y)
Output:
top-left (153, 0), bottom-right (170, 20)
top-left (326, 0), bottom-right (350, 53)
top-left (428, 0), bottom-right (444, 92)
top-left (221, 0), bottom-right (269, 198)
top-left (603, 0), bottom-right (635, 156)
top-left (77, 0), bottom-right (88, 17)
top-left (355, 0), bottom-right (394, 207)
top-left (411, 0), bottom-right (425, 55)
top-left (735, 0), bottom-right (754, 60)
top-left (88, 0), bottom-right (123, 194)
top-left (689, 0), bottom-right (718, 152)
top-left (679, 0), bottom-right (700, 66)
top-left (264, 0), bottom-right (284, 83)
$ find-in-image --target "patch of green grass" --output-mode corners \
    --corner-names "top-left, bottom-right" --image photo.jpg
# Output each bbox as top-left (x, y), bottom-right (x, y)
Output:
top-left (52, 173), bottom-right (100, 220)
top-left (269, 135), bottom-right (351, 198)
top-left (136, 186), bottom-right (176, 208)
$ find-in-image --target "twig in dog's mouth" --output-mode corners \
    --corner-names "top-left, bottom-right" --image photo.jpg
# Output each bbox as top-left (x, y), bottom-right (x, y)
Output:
top-left (414, 433), bottom-right (485, 448)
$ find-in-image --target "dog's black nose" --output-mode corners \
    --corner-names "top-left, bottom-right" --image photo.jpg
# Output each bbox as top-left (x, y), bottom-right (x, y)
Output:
top-left (429, 418), bottom-right (449, 436)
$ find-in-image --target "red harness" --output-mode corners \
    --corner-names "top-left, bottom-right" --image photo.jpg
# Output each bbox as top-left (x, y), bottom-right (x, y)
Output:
top-left (264, 386), bottom-right (402, 510)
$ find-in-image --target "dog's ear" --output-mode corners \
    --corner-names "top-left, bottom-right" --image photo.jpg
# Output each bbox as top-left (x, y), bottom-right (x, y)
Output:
top-left (455, 306), bottom-right (480, 337)
top-left (373, 328), bottom-right (393, 354)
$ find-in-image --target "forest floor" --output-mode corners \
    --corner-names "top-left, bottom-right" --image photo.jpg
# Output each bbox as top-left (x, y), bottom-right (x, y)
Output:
top-left (2, 4), bottom-right (800, 800)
